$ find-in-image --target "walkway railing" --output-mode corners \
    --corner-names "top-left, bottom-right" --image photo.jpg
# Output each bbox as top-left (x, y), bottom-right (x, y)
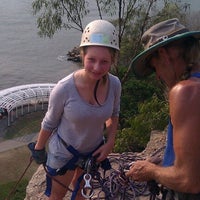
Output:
top-left (0, 83), bottom-right (55, 126)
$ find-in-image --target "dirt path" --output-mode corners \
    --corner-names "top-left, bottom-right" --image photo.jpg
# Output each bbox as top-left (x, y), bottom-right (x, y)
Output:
top-left (0, 133), bottom-right (38, 153)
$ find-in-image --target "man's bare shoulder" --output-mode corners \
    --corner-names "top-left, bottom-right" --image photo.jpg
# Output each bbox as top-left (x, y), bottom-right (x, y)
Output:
top-left (169, 79), bottom-right (200, 122)
top-left (170, 79), bottom-right (200, 102)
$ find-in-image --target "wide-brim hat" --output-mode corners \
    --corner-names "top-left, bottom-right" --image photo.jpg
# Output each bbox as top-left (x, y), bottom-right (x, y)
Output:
top-left (130, 18), bottom-right (200, 78)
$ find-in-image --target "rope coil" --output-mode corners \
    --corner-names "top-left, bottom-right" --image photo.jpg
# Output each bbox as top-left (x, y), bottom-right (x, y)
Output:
top-left (87, 153), bottom-right (152, 200)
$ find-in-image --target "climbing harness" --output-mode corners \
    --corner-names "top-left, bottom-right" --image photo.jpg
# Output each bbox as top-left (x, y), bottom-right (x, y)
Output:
top-left (44, 134), bottom-right (111, 199)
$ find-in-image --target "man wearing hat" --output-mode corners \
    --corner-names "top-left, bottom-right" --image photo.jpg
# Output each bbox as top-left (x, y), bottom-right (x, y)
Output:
top-left (126, 18), bottom-right (200, 199)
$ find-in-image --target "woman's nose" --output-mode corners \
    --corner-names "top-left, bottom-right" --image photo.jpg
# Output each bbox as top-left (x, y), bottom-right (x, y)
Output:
top-left (93, 62), bottom-right (101, 71)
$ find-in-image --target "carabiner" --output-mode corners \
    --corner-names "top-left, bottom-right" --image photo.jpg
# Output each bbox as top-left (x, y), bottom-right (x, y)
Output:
top-left (81, 173), bottom-right (94, 199)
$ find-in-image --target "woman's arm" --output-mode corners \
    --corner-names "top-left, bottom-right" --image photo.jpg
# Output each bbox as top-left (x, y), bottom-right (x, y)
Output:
top-left (34, 128), bottom-right (52, 150)
top-left (93, 116), bottom-right (118, 162)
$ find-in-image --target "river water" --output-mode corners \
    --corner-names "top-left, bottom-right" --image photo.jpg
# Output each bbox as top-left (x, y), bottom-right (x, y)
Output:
top-left (0, 0), bottom-right (199, 91)
top-left (0, 0), bottom-right (84, 90)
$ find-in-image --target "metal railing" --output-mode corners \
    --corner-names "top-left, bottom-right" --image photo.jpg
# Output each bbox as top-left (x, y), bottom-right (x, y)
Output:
top-left (0, 83), bottom-right (55, 126)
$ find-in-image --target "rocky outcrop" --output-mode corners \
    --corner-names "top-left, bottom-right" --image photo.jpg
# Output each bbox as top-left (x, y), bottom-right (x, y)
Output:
top-left (67, 47), bottom-right (81, 63)
top-left (25, 130), bottom-right (166, 199)
top-left (24, 165), bottom-right (47, 200)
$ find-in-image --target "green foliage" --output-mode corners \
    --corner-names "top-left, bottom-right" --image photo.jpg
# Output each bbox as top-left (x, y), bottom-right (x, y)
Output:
top-left (32, 0), bottom-right (90, 37)
top-left (0, 179), bottom-right (28, 200)
top-left (115, 95), bottom-right (168, 153)
top-left (133, 94), bottom-right (169, 131)
top-left (119, 71), bottom-right (164, 128)
top-left (153, 1), bottom-right (187, 23)
top-left (32, 0), bottom-right (63, 37)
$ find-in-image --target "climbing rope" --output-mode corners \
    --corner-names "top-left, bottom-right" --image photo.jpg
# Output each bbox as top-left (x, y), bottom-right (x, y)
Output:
top-left (83, 153), bottom-right (150, 200)
top-left (82, 147), bottom-right (166, 200)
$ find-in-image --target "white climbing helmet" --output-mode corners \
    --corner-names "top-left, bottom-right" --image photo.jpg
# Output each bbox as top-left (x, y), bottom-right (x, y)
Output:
top-left (80, 19), bottom-right (119, 50)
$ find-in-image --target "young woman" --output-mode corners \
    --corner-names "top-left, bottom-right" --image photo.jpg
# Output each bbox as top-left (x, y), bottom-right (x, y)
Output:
top-left (29, 19), bottom-right (121, 200)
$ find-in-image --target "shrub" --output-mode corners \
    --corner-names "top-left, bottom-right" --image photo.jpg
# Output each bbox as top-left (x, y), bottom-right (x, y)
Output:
top-left (114, 95), bottom-right (168, 153)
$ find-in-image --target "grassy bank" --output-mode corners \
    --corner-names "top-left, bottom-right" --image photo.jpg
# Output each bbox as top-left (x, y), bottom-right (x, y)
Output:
top-left (0, 146), bottom-right (39, 200)
top-left (0, 111), bottom-right (45, 200)
top-left (4, 111), bottom-right (45, 139)
top-left (0, 178), bottom-right (29, 200)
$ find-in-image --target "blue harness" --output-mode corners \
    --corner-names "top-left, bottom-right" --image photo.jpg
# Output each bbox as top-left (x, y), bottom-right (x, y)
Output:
top-left (162, 118), bottom-right (175, 166)
top-left (163, 72), bottom-right (200, 167)
top-left (190, 72), bottom-right (200, 78)
top-left (45, 134), bottom-right (111, 199)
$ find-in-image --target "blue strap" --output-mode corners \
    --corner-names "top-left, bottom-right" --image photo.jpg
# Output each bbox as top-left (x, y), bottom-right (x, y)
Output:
top-left (44, 166), bottom-right (61, 197)
top-left (57, 134), bottom-right (80, 156)
top-left (45, 174), bottom-right (52, 197)
top-left (67, 145), bottom-right (80, 157)
top-left (190, 72), bottom-right (200, 78)
top-left (101, 157), bottom-right (111, 171)
top-left (162, 118), bottom-right (175, 166)
top-left (71, 173), bottom-right (84, 200)
top-left (56, 134), bottom-right (92, 173)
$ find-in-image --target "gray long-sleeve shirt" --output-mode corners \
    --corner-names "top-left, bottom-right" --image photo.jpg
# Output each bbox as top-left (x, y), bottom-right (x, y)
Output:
top-left (42, 72), bottom-right (121, 161)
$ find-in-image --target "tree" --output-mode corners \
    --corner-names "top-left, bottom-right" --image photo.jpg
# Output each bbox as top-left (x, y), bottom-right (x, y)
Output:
top-left (32, 0), bottom-right (90, 37)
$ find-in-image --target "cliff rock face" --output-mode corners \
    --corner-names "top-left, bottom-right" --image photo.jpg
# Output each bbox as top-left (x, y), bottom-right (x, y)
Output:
top-left (25, 165), bottom-right (47, 200)
top-left (25, 130), bottom-right (166, 200)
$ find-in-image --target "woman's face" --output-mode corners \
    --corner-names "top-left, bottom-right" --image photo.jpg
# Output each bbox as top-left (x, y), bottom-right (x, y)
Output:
top-left (83, 46), bottom-right (113, 81)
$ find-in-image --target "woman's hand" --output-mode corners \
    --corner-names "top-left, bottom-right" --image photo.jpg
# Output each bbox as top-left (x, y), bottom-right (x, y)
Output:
top-left (92, 143), bottom-right (113, 162)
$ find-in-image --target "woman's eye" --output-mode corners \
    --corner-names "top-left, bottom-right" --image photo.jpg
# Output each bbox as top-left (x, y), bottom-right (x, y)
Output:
top-left (102, 60), bottom-right (108, 64)
top-left (88, 58), bottom-right (95, 62)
